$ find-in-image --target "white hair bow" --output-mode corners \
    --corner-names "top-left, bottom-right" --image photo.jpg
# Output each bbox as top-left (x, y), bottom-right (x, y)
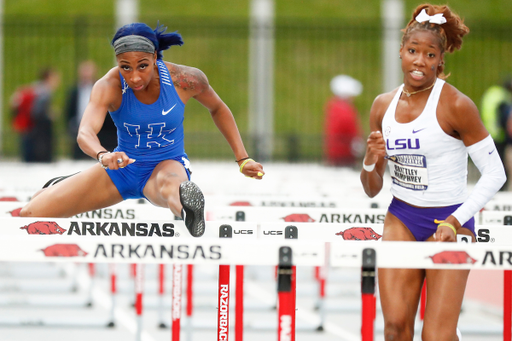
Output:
top-left (415, 9), bottom-right (447, 25)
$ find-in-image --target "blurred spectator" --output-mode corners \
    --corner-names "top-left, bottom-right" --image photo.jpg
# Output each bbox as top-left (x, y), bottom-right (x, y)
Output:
top-left (481, 78), bottom-right (512, 190)
top-left (10, 68), bottom-right (60, 162)
top-left (66, 60), bottom-right (117, 159)
top-left (323, 74), bottom-right (364, 166)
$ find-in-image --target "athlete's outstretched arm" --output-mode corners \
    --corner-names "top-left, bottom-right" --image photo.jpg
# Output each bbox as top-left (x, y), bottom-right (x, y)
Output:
top-left (192, 68), bottom-right (264, 179)
top-left (360, 94), bottom-right (390, 198)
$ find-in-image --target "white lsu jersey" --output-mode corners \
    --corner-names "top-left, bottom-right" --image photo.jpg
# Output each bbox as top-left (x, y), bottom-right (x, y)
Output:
top-left (381, 79), bottom-right (468, 207)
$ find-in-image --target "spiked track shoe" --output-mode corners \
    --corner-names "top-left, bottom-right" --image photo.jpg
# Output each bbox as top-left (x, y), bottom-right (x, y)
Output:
top-left (179, 181), bottom-right (205, 237)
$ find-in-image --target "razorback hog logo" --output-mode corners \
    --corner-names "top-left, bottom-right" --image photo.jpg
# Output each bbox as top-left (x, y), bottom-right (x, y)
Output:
top-left (9, 207), bottom-right (22, 217)
top-left (41, 244), bottom-right (88, 257)
top-left (229, 201), bottom-right (252, 206)
top-left (428, 251), bottom-right (477, 264)
top-left (282, 214), bottom-right (315, 222)
top-left (20, 221), bottom-right (67, 235)
top-left (336, 227), bottom-right (382, 240)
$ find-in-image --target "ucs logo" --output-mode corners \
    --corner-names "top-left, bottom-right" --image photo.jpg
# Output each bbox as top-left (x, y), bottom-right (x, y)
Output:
top-left (234, 230), bottom-right (253, 235)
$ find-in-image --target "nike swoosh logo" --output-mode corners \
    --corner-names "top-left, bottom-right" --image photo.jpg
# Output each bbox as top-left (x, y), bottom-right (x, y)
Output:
top-left (162, 103), bottom-right (177, 115)
top-left (489, 149), bottom-right (495, 155)
top-left (412, 128), bottom-right (426, 134)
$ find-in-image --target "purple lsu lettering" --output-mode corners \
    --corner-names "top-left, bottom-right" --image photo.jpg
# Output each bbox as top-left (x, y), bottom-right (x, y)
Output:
top-left (386, 138), bottom-right (420, 150)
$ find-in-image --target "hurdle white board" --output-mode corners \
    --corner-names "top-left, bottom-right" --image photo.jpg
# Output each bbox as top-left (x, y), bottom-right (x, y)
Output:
top-left (0, 217), bottom-right (262, 240)
top-left (330, 241), bottom-right (512, 270)
top-left (202, 193), bottom-right (390, 209)
top-left (0, 201), bottom-right (175, 220)
top-left (0, 202), bottom-right (387, 223)
top-left (0, 235), bottom-right (324, 266)
top-left (1, 232), bottom-right (511, 270)
top-left (0, 217), bottom-right (385, 241)
top-left (2, 217), bottom-right (512, 245)
top-left (206, 206), bottom-right (387, 224)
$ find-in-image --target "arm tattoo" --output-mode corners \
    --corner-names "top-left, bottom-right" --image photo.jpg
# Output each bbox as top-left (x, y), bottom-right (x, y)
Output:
top-left (171, 65), bottom-right (208, 91)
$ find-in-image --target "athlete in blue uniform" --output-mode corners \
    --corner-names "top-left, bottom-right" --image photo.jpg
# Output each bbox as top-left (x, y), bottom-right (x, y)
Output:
top-left (20, 22), bottom-right (265, 237)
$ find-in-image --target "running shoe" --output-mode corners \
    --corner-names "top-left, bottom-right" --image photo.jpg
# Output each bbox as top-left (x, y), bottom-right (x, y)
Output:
top-left (179, 181), bottom-right (205, 237)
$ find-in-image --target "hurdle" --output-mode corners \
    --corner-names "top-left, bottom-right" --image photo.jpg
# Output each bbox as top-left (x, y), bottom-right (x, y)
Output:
top-left (1, 228), bottom-right (511, 340)
top-left (0, 201), bottom-right (383, 320)
top-left (0, 230), bottom-right (325, 339)
top-left (2, 216), bottom-right (509, 335)
top-left (0, 216), bottom-right (510, 329)
top-left (201, 192), bottom-right (391, 210)
top-left (0, 201), bottom-right (386, 327)
top-left (0, 201), bottom-right (386, 315)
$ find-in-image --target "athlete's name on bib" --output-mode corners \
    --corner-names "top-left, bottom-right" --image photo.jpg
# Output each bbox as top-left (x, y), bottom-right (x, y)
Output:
top-left (387, 154), bottom-right (426, 167)
top-left (388, 154), bottom-right (428, 190)
top-left (393, 165), bottom-right (422, 183)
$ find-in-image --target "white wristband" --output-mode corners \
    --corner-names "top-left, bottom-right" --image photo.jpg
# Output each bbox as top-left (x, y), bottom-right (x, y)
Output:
top-left (98, 152), bottom-right (110, 169)
top-left (362, 161), bottom-right (376, 172)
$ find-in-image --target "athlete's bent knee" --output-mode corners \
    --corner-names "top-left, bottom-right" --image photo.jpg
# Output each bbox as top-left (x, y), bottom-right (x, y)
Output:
top-left (384, 320), bottom-right (414, 341)
top-left (157, 174), bottom-right (181, 198)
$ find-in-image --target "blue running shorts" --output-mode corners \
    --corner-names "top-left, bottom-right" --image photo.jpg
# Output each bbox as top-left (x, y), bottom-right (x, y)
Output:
top-left (105, 155), bottom-right (191, 200)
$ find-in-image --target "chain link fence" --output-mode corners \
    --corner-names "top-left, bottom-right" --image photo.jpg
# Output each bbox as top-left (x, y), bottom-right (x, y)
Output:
top-left (2, 16), bottom-right (512, 162)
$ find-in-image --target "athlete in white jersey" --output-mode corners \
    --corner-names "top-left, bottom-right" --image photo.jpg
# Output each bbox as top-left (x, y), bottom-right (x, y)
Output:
top-left (382, 78), bottom-right (469, 207)
top-left (360, 4), bottom-right (505, 341)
